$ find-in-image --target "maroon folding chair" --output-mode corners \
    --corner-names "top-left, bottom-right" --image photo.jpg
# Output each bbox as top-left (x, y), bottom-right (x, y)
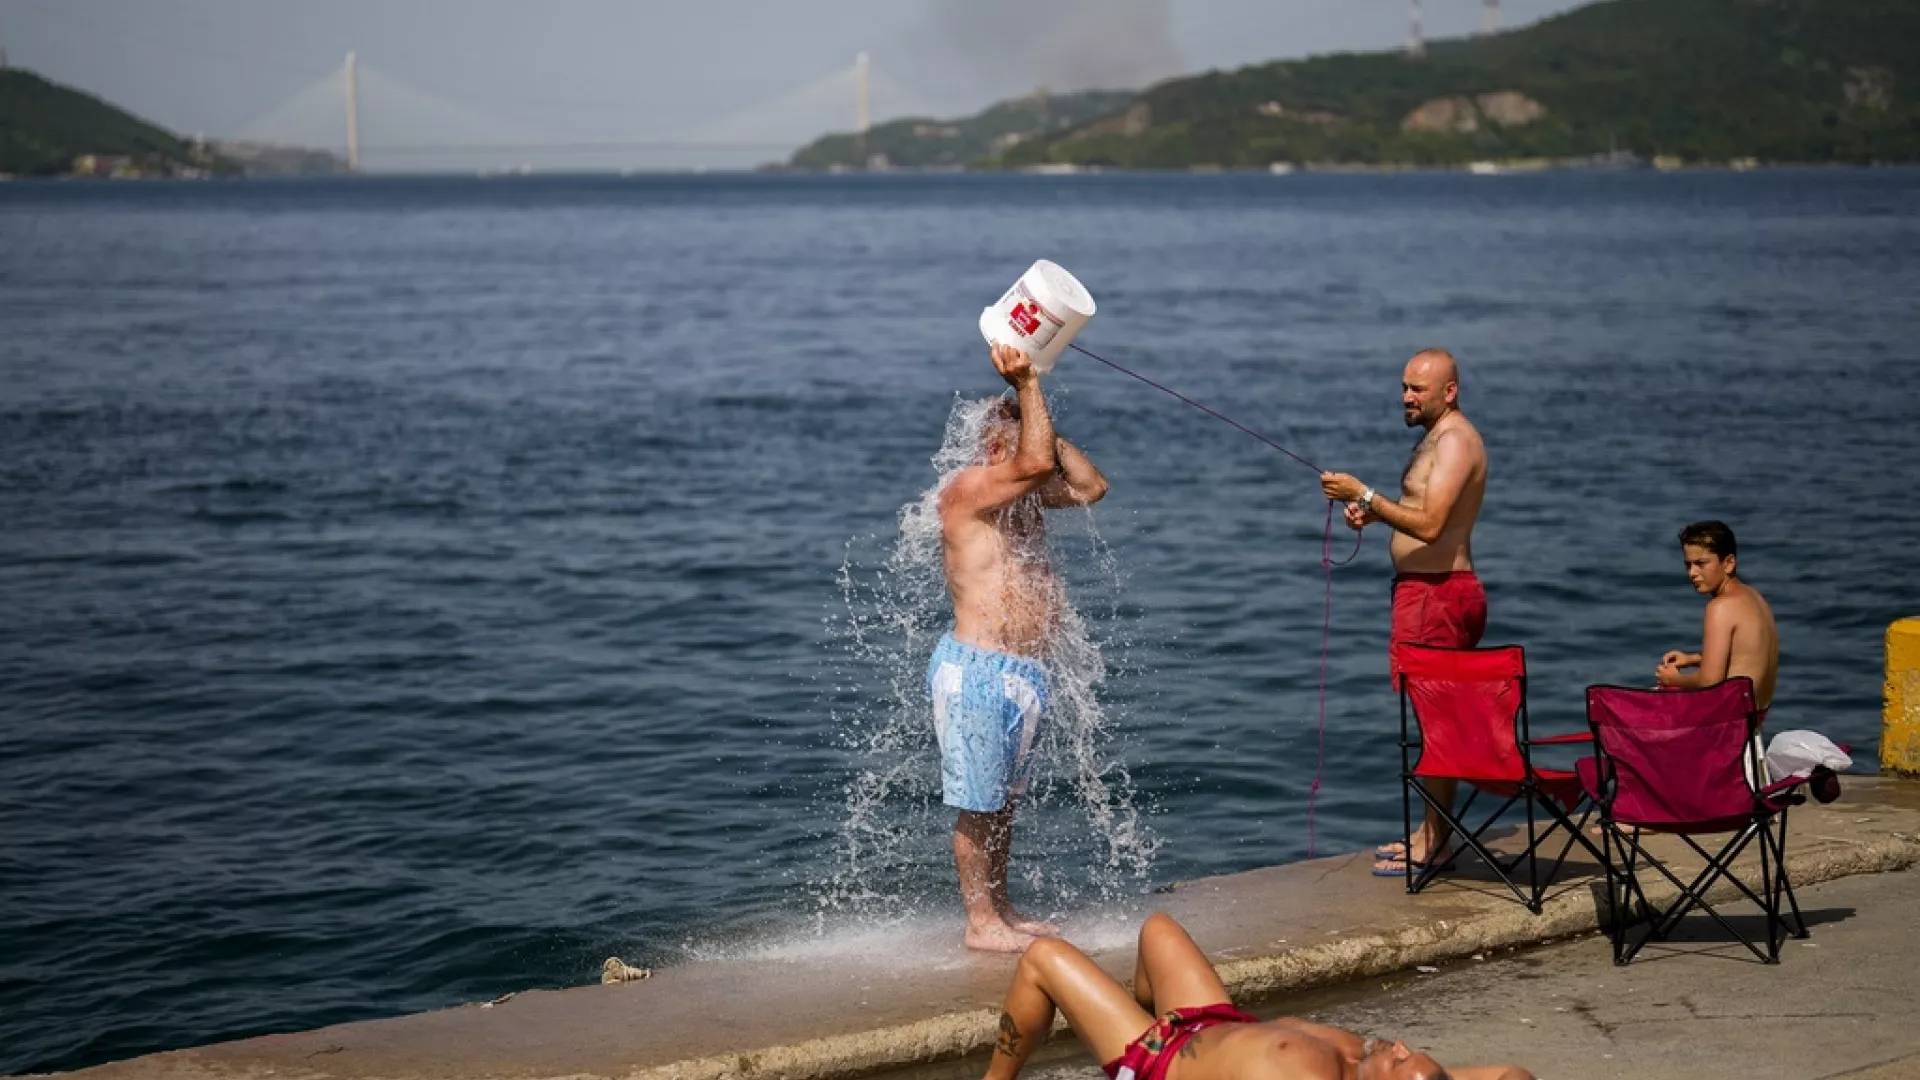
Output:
top-left (1394, 643), bottom-right (1604, 912)
top-left (1579, 678), bottom-right (1812, 965)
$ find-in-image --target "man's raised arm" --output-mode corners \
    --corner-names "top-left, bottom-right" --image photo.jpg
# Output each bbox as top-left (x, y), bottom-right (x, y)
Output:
top-left (1039, 437), bottom-right (1108, 507)
top-left (939, 345), bottom-right (1058, 518)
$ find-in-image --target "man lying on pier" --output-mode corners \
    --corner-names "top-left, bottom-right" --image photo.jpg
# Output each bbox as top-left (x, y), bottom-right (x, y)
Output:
top-left (984, 912), bottom-right (1533, 1080)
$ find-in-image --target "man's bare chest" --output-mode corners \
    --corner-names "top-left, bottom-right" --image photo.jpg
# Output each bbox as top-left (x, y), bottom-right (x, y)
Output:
top-left (1401, 440), bottom-right (1438, 501)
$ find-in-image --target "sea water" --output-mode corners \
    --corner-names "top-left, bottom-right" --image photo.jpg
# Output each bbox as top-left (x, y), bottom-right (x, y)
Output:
top-left (2, 170), bottom-right (1917, 1073)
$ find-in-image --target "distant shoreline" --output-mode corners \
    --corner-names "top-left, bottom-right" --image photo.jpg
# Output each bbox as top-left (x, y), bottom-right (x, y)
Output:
top-left (7, 160), bottom-right (1915, 184)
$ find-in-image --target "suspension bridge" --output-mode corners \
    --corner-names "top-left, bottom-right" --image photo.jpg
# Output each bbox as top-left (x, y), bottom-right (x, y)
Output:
top-left (233, 50), bottom-right (931, 173)
top-left (4, 0), bottom-right (1516, 173)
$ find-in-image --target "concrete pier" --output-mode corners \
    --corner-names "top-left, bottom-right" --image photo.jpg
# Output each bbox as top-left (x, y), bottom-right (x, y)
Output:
top-left (48, 776), bottom-right (1920, 1080)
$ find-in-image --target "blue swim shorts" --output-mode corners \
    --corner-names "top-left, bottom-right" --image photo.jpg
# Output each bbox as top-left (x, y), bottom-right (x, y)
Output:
top-left (926, 633), bottom-right (1050, 813)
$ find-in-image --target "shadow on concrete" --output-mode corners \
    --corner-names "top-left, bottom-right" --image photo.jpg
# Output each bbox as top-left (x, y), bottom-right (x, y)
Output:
top-left (1607, 905), bottom-right (1858, 967)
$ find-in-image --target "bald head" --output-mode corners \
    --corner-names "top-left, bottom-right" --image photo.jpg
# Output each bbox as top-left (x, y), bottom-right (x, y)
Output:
top-left (1407, 348), bottom-right (1459, 386)
top-left (1357, 1037), bottom-right (1454, 1080)
top-left (1401, 348), bottom-right (1461, 429)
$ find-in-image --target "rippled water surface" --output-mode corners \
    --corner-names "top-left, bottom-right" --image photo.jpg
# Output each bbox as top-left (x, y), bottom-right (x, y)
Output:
top-left (3, 171), bottom-right (1916, 1074)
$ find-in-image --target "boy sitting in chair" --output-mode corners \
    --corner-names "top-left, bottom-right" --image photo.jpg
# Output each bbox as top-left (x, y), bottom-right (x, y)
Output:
top-left (1655, 521), bottom-right (1779, 715)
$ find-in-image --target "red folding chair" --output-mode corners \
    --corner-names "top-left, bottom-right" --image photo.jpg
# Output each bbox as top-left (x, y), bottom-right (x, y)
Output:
top-left (1579, 678), bottom-right (1813, 965)
top-left (1394, 643), bottom-right (1604, 912)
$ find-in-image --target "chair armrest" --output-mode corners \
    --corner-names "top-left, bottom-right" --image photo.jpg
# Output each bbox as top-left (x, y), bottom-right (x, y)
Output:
top-left (1758, 774), bottom-right (1809, 798)
top-left (1757, 773), bottom-right (1810, 811)
top-left (1528, 732), bottom-right (1593, 746)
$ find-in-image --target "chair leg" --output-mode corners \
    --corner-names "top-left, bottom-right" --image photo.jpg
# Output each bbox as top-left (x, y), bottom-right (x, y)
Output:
top-left (1653, 830), bottom-right (1765, 937)
top-left (1613, 829), bottom-right (1673, 965)
top-left (1524, 789), bottom-right (1542, 914)
top-left (1402, 777), bottom-right (1416, 897)
top-left (1619, 826), bottom-right (1777, 965)
top-left (1757, 813), bottom-right (1781, 964)
top-left (1602, 820), bottom-right (1645, 965)
top-left (1774, 808), bottom-right (1809, 939)
top-left (1410, 786), bottom-right (1535, 906)
top-left (1603, 820), bottom-right (1623, 963)
top-left (1530, 798), bottom-right (1602, 905)
top-left (1617, 831), bottom-right (1667, 965)
top-left (1657, 831), bottom-right (1773, 963)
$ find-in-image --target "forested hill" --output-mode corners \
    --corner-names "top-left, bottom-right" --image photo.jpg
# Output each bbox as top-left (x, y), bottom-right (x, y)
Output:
top-left (794, 0), bottom-right (1919, 171)
top-left (0, 68), bottom-right (232, 177)
top-left (1002, 0), bottom-right (1920, 168)
top-left (787, 89), bottom-right (1133, 170)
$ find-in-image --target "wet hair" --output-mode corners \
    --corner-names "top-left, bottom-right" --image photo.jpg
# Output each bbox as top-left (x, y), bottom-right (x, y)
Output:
top-left (1678, 520), bottom-right (1737, 561)
top-left (980, 396), bottom-right (1021, 453)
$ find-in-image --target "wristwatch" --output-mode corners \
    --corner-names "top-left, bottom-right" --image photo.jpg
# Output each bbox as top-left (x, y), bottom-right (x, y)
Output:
top-left (1359, 487), bottom-right (1377, 510)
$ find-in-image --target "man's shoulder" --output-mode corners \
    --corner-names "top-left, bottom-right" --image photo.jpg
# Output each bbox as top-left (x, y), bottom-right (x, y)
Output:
top-left (1706, 587), bottom-right (1765, 624)
top-left (937, 465), bottom-right (988, 506)
top-left (1731, 581), bottom-right (1774, 620)
top-left (1439, 414), bottom-right (1487, 451)
top-left (938, 467), bottom-right (1006, 529)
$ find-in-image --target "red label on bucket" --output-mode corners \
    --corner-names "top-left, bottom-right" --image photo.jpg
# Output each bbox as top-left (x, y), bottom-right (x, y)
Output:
top-left (1008, 300), bottom-right (1043, 337)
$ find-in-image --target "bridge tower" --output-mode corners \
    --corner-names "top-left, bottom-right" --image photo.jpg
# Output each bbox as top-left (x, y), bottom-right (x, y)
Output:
top-left (344, 51), bottom-right (361, 172)
top-left (854, 51), bottom-right (871, 165)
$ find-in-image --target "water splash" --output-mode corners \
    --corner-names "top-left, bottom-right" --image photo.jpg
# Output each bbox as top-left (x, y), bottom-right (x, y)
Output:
top-left (815, 393), bottom-right (1157, 928)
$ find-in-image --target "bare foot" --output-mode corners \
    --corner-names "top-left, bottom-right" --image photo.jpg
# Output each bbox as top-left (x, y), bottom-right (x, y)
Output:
top-left (1003, 911), bottom-right (1061, 937)
top-left (965, 921), bottom-right (1037, 953)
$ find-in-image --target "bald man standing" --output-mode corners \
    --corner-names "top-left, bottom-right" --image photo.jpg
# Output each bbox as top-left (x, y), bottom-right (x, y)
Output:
top-left (1320, 348), bottom-right (1488, 876)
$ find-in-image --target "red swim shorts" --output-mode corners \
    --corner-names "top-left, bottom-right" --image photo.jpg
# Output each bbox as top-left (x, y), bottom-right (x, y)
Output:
top-left (1103, 1004), bottom-right (1259, 1080)
top-left (1391, 571), bottom-right (1488, 651)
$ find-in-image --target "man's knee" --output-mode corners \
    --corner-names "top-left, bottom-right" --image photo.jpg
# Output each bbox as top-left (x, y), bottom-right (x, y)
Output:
top-left (1138, 911), bottom-right (1183, 947)
top-left (1020, 935), bottom-right (1080, 976)
top-left (954, 806), bottom-right (1011, 836)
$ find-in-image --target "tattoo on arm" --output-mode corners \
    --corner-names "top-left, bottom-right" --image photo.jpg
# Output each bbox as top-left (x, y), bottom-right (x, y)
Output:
top-left (995, 1012), bottom-right (1024, 1058)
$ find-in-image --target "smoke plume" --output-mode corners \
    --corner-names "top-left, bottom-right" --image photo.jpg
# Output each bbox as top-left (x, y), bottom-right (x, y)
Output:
top-left (929, 0), bottom-right (1184, 96)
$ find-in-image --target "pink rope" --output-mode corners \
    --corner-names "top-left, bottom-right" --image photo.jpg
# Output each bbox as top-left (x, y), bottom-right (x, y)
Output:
top-left (1065, 342), bottom-right (1360, 858)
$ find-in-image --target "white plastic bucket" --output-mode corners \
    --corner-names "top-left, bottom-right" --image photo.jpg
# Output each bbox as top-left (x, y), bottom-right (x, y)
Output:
top-left (978, 260), bottom-right (1096, 374)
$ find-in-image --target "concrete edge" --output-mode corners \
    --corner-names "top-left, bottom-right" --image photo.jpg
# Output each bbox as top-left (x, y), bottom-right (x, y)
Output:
top-left (625, 835), bottom-right (1920, 1080)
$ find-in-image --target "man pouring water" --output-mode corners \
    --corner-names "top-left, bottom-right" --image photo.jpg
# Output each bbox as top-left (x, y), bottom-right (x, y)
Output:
top-left (930, 342), bottom-right (1109, 952)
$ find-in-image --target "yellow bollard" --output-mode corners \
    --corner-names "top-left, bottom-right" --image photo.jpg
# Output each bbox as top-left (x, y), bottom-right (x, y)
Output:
top-left (1885, 618), bottom-right (1920, 777)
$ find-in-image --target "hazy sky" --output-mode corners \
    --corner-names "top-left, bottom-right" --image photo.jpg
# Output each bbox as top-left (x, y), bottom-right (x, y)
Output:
top-left (3, 0), bottom-right (1590, 170)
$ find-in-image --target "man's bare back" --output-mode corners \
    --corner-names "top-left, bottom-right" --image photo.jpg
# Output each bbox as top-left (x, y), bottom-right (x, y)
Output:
top-left (1712, 584), bottom-right (1779, 707)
